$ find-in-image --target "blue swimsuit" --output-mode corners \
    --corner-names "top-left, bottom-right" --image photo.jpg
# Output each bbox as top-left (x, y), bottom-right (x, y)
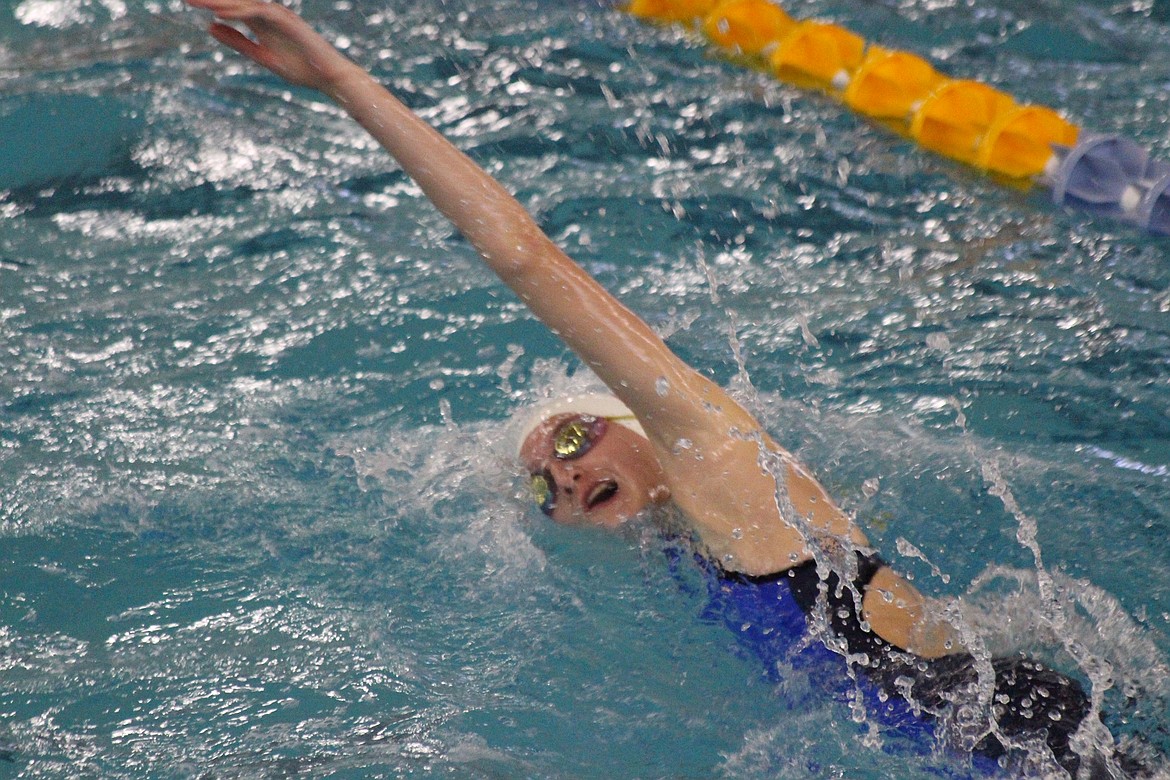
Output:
top-left (700, 552), bottom-right (1142, 777)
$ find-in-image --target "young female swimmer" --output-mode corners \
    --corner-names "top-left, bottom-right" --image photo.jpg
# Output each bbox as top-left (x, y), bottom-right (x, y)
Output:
top-left (189, 0), bottom-right (951, 653)
top-left (187, 2), bottom-right (1146, 774)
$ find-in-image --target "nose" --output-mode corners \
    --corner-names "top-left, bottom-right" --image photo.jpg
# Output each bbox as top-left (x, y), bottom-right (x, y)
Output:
top-left (546, 460), bottom-right (581, 502)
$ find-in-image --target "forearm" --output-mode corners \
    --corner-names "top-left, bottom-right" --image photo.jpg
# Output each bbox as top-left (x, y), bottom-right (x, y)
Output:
top-left (323, 66), bottom-right (708, 423)
top-left (324, 59), bottom-right (876, 563)
top-left (324, 66), bottom-right (552, 283)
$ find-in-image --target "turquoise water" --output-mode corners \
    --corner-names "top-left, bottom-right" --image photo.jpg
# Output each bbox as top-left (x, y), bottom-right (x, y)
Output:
top-left (3, 0), bottom-right (1170, 776)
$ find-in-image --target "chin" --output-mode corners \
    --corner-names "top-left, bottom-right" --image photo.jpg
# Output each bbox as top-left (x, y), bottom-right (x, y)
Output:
top-left (588, 511), bottom-right (631, 529)
top-left (595, 497), bottom-right (654, 528)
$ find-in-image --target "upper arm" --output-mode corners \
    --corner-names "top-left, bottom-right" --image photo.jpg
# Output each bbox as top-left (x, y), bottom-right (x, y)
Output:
top-left (500, 238), bottom-right (865, 569)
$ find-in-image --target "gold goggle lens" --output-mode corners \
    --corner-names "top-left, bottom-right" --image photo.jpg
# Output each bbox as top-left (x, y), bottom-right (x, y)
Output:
top-left (530, 471), bottom-right (555, 516)
top-left (553, 420), bottom-right (592, 458)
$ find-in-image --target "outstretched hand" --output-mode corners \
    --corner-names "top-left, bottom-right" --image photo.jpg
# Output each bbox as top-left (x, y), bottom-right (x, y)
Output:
top-left (187, 0), bottom-right (358, 93)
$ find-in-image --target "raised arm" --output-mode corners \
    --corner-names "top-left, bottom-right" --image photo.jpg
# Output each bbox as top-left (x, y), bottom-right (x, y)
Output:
top-left (190, 0), bottom-right (856, 563)
top-left (188, 2), bottom-right (784, 520)
top-left (190, 0), bottom-right (688, 418)
top-left (189, 0), bottom-right (959, 655)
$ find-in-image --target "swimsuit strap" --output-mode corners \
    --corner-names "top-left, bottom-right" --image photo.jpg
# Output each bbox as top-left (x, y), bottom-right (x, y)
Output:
top-left (719, 549), bottom-right (883, 587)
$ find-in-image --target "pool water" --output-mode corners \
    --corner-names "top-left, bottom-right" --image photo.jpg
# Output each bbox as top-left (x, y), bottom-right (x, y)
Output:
top-left (3, 0), bottom-right (1170, 776)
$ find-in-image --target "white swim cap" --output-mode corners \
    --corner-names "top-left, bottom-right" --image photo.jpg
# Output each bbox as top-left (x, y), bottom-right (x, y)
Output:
top-left (514, 393), bottom-right (647, 458)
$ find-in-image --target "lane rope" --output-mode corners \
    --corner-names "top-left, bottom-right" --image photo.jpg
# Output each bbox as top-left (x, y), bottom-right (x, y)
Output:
top-left (624, 0), bottom-right (1170, 235)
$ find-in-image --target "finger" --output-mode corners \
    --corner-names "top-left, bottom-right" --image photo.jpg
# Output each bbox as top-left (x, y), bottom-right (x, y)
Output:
top-left (208, 21), bottom-right (268, 62)
top-left (196, 0), bottom-right (308, 44)
top-left (186, 0), bottom-right (262, 19)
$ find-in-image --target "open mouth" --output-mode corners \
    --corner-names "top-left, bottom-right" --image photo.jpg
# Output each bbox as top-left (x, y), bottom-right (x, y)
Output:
top-left (584, 479), bottom-right (619, 510)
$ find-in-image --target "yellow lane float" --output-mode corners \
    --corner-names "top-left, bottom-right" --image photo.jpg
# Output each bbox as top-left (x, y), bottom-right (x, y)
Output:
top-left (620, 0), bottom-right (1170, 234)
top-left (909, 80), bottom-right (1016, 165)
top-left (702, 0), bottom-right (795, 56)
top-left (977, 105), bottom-right (1079, 179)
top-left (768, 21), bottom-right (865, 91)
top-left (842, 47), bottom-right (943, 121)
top-left (626, 0), bottom-right (722, 24)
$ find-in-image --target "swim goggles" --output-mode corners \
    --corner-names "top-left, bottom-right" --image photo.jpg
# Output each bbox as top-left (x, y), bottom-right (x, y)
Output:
top-left (528, 413), bottom-right (636, 516)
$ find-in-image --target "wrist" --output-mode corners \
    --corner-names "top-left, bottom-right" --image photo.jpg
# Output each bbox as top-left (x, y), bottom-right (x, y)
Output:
top-left (321, 60), bottom-right (371, 103)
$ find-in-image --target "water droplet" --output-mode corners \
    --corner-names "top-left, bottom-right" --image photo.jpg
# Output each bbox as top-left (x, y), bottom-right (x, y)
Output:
top-left (926, 332), bottom-right (951, 351)
top-left (429, 378), bottom-right (445, 391)
top-left (655, 377), bottom-right (669, 397)
top-left (730, 527), bottom-right (743, 540)
top-left (862, 477), bottom-right (880, 498)
top-left (673, 438), bottom-right (692, 454)
top-left (796, 313), bottom-right (819, 348)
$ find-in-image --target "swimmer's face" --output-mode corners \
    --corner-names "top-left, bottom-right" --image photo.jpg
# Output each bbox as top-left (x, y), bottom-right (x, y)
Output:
top-left (519, 413), bottom-right (669, 528)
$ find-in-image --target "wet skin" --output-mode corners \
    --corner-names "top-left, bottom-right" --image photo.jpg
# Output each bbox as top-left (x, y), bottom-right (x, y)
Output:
top-left (190, 0), bottom-right (962, 658)
top-left (519, 414), bottom-right (670, 528)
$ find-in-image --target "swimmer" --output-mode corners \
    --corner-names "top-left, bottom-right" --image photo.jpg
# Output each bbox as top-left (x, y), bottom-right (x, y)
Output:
top-left (186, 2), bottom-right (1153, 775)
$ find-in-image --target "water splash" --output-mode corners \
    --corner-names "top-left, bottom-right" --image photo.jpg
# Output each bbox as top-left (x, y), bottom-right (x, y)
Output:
top-left (894, 536), bottom-right (950, 585)
top-left (946, 397), bottom-right (1166, 769)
